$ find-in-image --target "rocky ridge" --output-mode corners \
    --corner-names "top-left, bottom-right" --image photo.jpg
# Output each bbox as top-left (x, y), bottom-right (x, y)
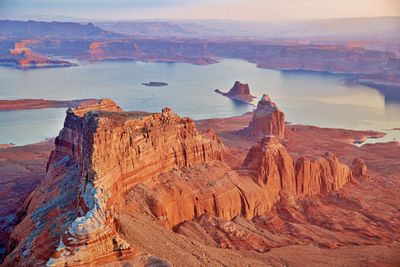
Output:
top-left (2, 99), bottom-right (222, 266)
top-left (2, 96), bottom-right (368, 266)
top-left (243, 136), bottom-right (353, 196)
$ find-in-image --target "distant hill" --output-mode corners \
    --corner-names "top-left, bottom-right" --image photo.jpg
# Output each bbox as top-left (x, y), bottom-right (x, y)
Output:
top-left (0, 20), bottom-right (124, 39)
top-left (96, 17), bottom-right (400, 42)
top-left (97, 21), bottom-right (193, 36)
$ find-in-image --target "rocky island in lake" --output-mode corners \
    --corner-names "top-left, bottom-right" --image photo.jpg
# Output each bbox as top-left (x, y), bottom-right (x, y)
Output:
top-left (142, 81), bottom-right (168, 87)
top-left (215, 81), bottom-right (256, 104)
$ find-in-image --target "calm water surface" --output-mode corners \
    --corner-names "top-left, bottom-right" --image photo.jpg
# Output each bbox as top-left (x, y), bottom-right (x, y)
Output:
top-left (0, 59), bottom-right (399, 145)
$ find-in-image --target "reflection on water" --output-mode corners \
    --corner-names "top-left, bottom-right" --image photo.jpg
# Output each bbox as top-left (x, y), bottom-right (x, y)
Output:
top-left (0, 59), bottom-right (399, 145)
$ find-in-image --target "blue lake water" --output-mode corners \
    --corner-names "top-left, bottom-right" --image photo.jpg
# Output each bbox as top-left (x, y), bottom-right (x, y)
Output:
top-left (0, 59), bottom-right (399, 145)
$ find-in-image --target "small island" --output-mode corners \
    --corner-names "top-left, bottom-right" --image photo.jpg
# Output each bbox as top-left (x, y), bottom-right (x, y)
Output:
top-left (215, 81), bottom-right (256, 104)
top-left (142, 81), bottom-right (168, 87)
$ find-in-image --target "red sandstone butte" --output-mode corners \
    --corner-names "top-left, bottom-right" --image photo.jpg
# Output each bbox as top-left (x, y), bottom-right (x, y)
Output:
top-left (2, 99), bottom-right (222, 266)
top-left (215, 81), bottom-right (256, 103)
top-left (240, 94), bottom-right (285, 139)
top-left (243, 136), bottom-right (352, 196)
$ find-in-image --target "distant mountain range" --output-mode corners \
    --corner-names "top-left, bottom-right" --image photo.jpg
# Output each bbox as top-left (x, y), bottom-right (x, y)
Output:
top-left (0, 20), bottom-right (123, 39)
top-left (95, 17), bottom-right (400, 41)
top-left (1, 17), bottom-right (399, 41)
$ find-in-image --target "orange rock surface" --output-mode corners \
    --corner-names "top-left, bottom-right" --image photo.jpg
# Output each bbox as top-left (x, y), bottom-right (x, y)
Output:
top-left (1, 97), bottom-right (399, 266)
top-left (241, 94), bottom-right (285, 139)
top-left (2, 99), bottom-right (222, 266)
top-left (243, 136), bottom-right (352, 196)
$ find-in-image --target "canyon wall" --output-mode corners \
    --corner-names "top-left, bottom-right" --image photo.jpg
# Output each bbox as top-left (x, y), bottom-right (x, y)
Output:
top-left (2, 99), bottom-right (222, 266)
top-left (8, 37), bottom-right (398, 80)
top-left (3, 98), bottom-right (358, 266)
top-left (135, 135), bottom-right (354, 229)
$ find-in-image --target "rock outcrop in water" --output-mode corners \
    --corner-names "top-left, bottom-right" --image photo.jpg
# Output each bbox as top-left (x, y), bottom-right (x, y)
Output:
top-left (2, 39), bottom-right (76, 69)
top-left (240, 94), bottom-right (285, 139)
top-left (215, 81), bottom-right (256, 103)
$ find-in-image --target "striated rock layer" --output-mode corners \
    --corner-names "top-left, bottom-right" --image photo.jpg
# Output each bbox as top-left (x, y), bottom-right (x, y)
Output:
top-left (2, 101), bottom-right (399, 266)
top-left (241, 94), bottom-right (285, 139)
top-left (2, 99), bottom-right (222, 266)
top-left (3, 98), bottom-right (358, 266)
top-left (242, 136), bottom-right (353, 197)
top-left (129, 135), bottom-right (354, 230)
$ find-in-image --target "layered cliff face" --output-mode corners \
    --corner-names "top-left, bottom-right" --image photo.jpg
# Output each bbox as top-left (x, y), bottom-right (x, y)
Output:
top-left (83, 40), bottom-right (218, 65)
top-left (215, 81), bottom-right (256, 103)
top-left (2, 99), bottom-right (399, 266)
top-left (243, 135), bottom-right (353, 198)
top-left (2, 99), bottom-right (223, 266)
top-left (123, 135), bottom-right (354, 231)
top-left (5, 39), bottom-right (75, 69)
top-left (241, 94), bottom-right (285, 139)
top-left (2, 98), bottom-right (364, 266)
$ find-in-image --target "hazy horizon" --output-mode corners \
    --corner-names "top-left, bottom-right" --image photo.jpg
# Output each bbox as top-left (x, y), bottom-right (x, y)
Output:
top-left (1, 0), bottom-right (399, 22)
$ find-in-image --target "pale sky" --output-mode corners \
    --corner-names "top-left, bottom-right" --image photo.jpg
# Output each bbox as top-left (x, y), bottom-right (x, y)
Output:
top-left (1, 0), bottom-right (399, 21)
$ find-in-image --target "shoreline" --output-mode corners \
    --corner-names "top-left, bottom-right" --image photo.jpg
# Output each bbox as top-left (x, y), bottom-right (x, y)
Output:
top-left (1, 112), bottom-right (393, 148)
top-left (0, 98), bottom-right (100, 111)
top-left (2, 54), bottom-right (398, 90)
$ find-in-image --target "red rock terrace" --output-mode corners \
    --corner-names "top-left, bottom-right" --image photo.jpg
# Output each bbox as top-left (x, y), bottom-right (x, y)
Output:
top-left (2, 98), bottom-right (375, 266)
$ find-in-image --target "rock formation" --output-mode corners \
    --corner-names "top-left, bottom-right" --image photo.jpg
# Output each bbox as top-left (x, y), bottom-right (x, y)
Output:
top-left (243, 135), bottom-right (353, 198)
top-left (241, 94), bottom-right (285, 139)
top-left (2, 99), bottom-right (223, 266)
top-left (215, 81), bottom-right (256, 103)
top-left (351, 158), bottom-right (368, 177)
top-left (5, 39), bottom-right (75, 69)
top-left (121, 134), bottom-right (354, 231)
top-left (2, 97), bottom-right (399, 266)
top-left (1, 99), bottom-right (364, 266)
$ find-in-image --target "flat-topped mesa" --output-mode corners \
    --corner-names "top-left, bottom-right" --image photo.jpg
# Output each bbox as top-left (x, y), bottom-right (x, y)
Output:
top-left (67, 98), bottom-right (122, 117)
top-left (242, 94), bottom-right (285, 139)
top-left (243, 135), bottom-right (353, 198)
top-left (4, 102), bottom-right (223, 266)
top-left (215, 81), bottom-right (256, 103)
top-left (47, 98), bottom-right (123, 170)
